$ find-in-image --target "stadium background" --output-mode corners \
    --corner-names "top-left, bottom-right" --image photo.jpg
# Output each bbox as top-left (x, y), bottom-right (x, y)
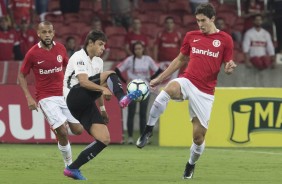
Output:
top-left (1, 0), bottom-right (282, 146)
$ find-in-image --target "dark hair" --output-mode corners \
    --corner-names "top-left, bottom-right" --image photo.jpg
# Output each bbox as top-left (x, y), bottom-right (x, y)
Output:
top-left (66, 36), bottom-right (75, 42)
top-left (83, 29), bottom-right (107, 48)
top-left (252, 13), bottom-right (263, 20)
top-left (131, 41), bottom-right (144, 73)
top-left (195, 3), bottom-right (216, 19)
top-left (164, 16), bottom-right (174, 23)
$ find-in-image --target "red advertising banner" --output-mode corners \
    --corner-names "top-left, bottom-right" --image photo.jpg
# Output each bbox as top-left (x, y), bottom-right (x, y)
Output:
top-left (0, 85), bottom-right (123, 144)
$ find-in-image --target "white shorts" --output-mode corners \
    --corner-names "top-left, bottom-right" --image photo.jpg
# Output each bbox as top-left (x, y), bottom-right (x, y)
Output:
top-left (38, 96), bottom-right (79, 129)
top-left (169, 78), bottom-right (215, 129)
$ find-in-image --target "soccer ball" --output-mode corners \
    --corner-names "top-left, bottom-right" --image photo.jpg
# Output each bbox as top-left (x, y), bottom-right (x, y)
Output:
top-left (127, 79), bottom-right (150, 102)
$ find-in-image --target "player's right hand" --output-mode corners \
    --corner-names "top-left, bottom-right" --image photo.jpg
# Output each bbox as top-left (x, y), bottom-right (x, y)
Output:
top-left (150, 77), bottom-right (162, 88)
top-left (102, 88), bottom-right (112, 101)
top-left (27, 97), bottom-right (38, 111)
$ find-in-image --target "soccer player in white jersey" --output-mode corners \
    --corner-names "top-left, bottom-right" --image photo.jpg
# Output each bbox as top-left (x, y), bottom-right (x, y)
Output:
top-left (63, 30), bottom-right (142, 180)
top-left (136, 3), bottom-right (237, 179)
top-left (18, 21), bottom-right (84, 167)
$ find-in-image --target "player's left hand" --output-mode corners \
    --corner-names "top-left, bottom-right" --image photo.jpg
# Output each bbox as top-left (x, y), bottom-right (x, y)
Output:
top-left (101, 111), bottom-right (109, 124)
top-left (102, 87), bottom-right (112, 101)
top-left (224, 60), bottom-right (237, 74)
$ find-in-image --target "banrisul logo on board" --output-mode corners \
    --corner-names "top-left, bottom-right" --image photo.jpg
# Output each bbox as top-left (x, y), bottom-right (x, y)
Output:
top-left (230, 98), bottom-right (282, 143)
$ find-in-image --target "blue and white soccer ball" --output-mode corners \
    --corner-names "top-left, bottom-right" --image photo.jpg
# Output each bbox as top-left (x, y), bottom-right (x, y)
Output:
top-left (127, 79), bottom-right (150, 102)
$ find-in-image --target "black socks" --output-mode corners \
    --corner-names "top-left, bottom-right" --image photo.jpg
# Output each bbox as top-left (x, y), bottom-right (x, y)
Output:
top-left (68, 140), bottom-right (107, 169)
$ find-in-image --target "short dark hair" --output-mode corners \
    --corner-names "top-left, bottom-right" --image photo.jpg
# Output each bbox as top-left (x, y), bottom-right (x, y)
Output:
top-left (164, 16), bottom-right (174, 23)
top-left (66, 36), bottom-right (75, 42)
top-left (253, 13), bottom-right (263, 20)
top-left (195, 3), bottom-right (216, 19)
top-left (84, 29), bottom-right (107, 48)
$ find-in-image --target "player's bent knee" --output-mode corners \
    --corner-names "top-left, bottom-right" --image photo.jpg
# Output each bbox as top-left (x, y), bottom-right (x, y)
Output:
top-left (71, 125), bottom-right (84, 135)
top-left (164, 82), bottom-right (181, 98)
top-left (56, 126), bottom-right (68, 137)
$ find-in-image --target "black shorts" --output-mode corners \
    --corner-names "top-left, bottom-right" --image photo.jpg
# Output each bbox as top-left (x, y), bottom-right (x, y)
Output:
top-left (66, 73), bottom-right (105, 134)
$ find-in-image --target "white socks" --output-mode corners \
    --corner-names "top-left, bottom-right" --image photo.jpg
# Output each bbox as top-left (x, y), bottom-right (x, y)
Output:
top-left (147, 90), bottom-right (171, 126)
top-left (58, 142), bottom-right (72, 167)
top-left (188, 141), bottom-right (205, 165)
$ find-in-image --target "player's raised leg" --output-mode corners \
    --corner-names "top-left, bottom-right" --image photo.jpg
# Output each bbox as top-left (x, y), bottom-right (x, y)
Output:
top-left (99, 71), bottom-right (142, 107)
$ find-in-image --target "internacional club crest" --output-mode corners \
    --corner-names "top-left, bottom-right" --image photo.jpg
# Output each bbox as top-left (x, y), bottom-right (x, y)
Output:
top-left (212, 40), bottom-right (221, 47)
top-left (57, 55), bottom-right (63, 62)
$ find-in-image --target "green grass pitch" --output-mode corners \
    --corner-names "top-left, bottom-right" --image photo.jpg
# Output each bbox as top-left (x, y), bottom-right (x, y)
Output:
top-left (1, 142), bottom-right (282, 184)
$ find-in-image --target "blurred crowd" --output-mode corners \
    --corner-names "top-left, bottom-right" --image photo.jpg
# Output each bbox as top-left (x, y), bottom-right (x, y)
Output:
top-left (0, 0), bottom-right (282, 71)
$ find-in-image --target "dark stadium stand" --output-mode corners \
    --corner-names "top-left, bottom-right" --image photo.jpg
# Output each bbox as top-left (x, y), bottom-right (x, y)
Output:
top-left (0, 0), bottom-right (252, 85)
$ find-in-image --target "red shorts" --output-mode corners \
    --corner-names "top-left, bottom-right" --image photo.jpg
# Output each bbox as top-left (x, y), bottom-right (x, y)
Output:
top-left (250, 56), bottom-right (272, 70)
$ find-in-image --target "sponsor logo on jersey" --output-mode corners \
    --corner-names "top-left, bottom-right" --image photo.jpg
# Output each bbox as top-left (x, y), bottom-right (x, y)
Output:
top-left (162, 43), bottom-right (178, 48)
top-left (0, 38), bottom-right (14, 43)
top-left (37, 60), bottom-right (45, 64)
top-left (212, 40), bottom-right (221, 47)
top-left (191, 47), bottom-right (219, 58)
top-left (251, 41), bottom-right (267, 47)
top-left (57, 55), bottom-right (63, 62)
top-left (193, 39), bottom-right (200, 42)
top-left (39, 66), bottom-right (62, 74)
top-left (15, 2), bottom-right (31, 8)
top-left (77, 61), bottom-right (85, 65)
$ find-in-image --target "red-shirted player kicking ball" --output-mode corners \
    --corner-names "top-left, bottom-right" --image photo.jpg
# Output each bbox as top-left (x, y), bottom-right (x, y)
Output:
top-left (136, 3), bottom-right (237, 179)
top-left (18, 21), bottom-right (84, 167)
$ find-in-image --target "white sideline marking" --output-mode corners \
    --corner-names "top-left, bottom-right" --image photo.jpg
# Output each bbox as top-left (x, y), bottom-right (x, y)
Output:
top-left (207, 148), bottom-right (282, 156)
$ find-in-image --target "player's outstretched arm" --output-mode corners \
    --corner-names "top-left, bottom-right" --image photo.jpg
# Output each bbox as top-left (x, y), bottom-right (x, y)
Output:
top-left (150, 53), bottom-right (189, 88)
top-left (224, 60), bottom-right (237, 75)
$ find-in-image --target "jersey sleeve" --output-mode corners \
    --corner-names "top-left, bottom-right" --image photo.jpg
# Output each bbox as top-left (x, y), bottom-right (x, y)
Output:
top-left (242, 31), bottom-right (251, 53)
top-left (98, 57), bottom-right (103, 73)
top-left (148, 56), bottom-right (159, 72)
top-left (143, 35), bottom-right (149, 47)
top-left (124, 33), bottom-right (130, 45)
top-left (180, 32), bottom-right (190, 56)
top-left (265, 31), bottom-right (275, 56)
top-left (223, 34), bottom-right (234, 62)
top-left (62, 45), bottom-right (69, 67)
top-left (177, 31), bottom-right (182, 45)
top-left (117, 57), bottom-right (130, 72)
top-left (154, 32), bottom-right (162, 45)
top-left (20, 51), bottom-right (33, 75)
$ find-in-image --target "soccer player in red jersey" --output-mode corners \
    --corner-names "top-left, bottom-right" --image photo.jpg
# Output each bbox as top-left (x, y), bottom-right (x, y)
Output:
top-left (154, 16), bottom-right (182, 86)
top-left (124, 18), bottom-right (149, 56)
top-left (0, 16), bottom-right (22, 61)
top-left (17, 18), bottom-right (38, 57)
top-left (154, 16), bottom-right (182, 64)
top-left (7, 0), bottom-right (35, 28)
top-left (136, 3), bottom-right (237, 179)
top-left (18, 21), bottom-right (84, 167)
